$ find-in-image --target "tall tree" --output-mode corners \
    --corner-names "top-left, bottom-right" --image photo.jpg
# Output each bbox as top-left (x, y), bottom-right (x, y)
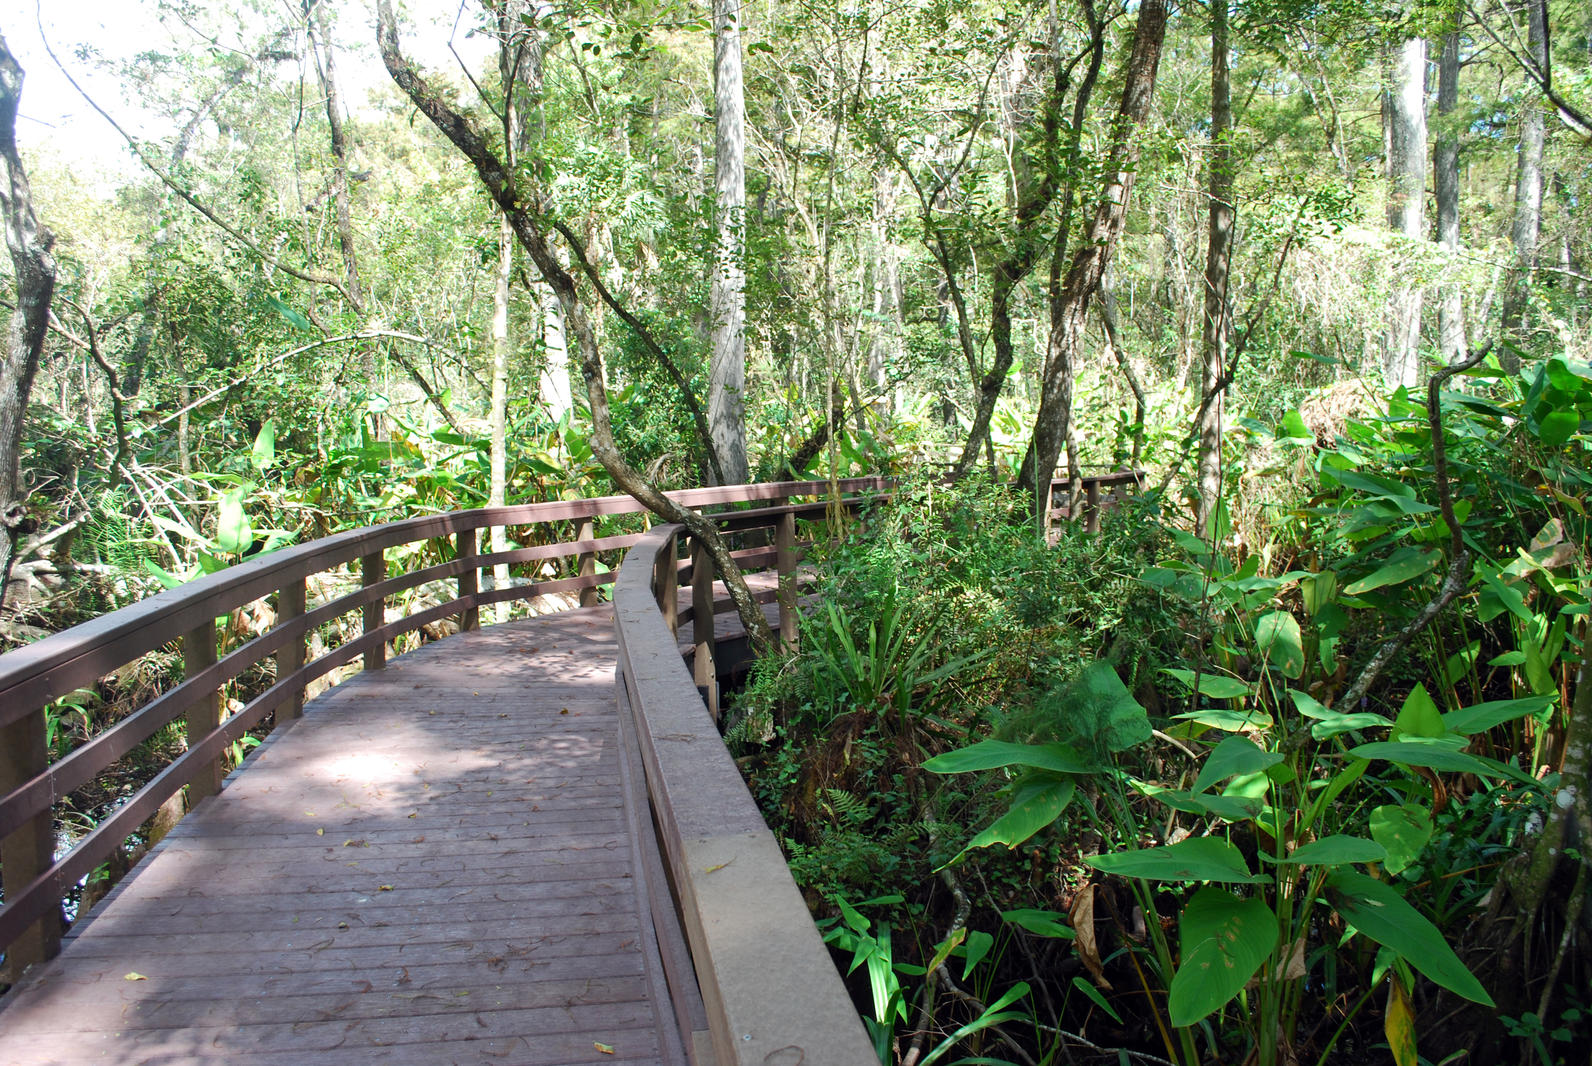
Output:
top-left (1196, 0), bottom-right (1235, 536)
top-left (0, 34), bottom-right (54, 616)
top-left (1434, 14), bottom-right (1466, 364)
top-left (1018, 0), bottom-right (1168, 508)
top-left (1381, 36), bottom-right (1426, 389)
top-left (708, 0), bottom-right (749, 484)
top-left (1501, 0), bottom-right (1546, 351)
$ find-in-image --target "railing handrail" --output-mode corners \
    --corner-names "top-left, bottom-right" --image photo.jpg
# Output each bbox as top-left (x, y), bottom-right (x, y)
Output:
top-left (0, 477), bottom-right (890, 719)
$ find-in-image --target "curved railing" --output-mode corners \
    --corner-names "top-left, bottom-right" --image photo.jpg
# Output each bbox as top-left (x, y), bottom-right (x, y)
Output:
top-left (0, 468), bottom-right (1142, 1058)
top-left (0, 477), bottom-right (886, 970)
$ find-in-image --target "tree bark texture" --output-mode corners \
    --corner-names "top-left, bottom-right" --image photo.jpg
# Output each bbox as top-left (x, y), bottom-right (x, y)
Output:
top-left (376, 1), bottom-right (774, 650)
top-left (1435, 23), bottom-right (1467, 366)
top-left (1502, 0), bottom-right (1547, 355)
top-left (708, 0), bottom-right (749, 485)
top-left (1018, 0), bottom-right (1167, 506)
top-left (0, 36), bottom-right (55, 615)
top-left (1381, 38), bottom-right (1426, 390)
top-left (1196, 0), bottom-right (1234, 538)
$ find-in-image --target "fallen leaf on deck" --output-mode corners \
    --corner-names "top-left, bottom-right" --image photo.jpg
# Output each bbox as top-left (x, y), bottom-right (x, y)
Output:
top-left (124, 972), bottom-right (148, 981)
top-left (594, 1042), bottom-right (615, 1055)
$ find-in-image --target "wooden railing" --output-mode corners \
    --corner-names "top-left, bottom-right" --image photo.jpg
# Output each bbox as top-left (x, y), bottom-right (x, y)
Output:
top-left (0, 477), bottom-right (887, 972)
top-left (0, 468), bottom-right (1141, 1059)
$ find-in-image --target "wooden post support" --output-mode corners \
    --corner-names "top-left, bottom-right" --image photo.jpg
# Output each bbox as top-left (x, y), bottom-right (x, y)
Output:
top-left (0, 708), bottom-right (61, 977)
top-left (457, 527), bottom-right (480, 632)
top-left (655, 532), bottom-right (679, 637)
top-left (362, 550), bottom-right (386, 670)
top-left (276, 577), bottom-right (306, 721)
top-left (691, 537), bottom-right (719, 720)
top-left (576, 518), bottom-right (599, 607)
top-left (1085, 478), bottom-right (1101, 534)
top-left (776, 500), bottom-right (799, 651)
top-left (183, 619), bottom-right (224, 803)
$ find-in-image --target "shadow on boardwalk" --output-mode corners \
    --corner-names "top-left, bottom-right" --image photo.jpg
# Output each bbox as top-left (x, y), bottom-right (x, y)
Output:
top-left (0, 607), bottom-right (687, 1066)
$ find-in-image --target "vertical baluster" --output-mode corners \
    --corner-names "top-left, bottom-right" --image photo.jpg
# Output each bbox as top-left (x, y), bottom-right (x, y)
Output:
top-left (183, 618), bottom-right (224, 802)
top-left (1085, 479), bottom-right (1101, 534)
top-left (362, 550), bottom-right (386, 670)
top-left (691, 537), bottom-right (719, 720)
top-left (276, 577), bottom-right (306, 721)
top-left (457, 527), bottom-right (480, 632)
top-left (775, 498), bottom-right (798, 651)
top-left (656, 531), bottom-right (679, 637)
top-left (0, 708), bottom-right (61, 976)
top-left (577, 517), bottom-right (599, 607)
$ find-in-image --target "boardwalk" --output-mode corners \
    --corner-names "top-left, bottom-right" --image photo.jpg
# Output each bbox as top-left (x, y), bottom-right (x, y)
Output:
top-left (0, 608), bottom-right (687, 1066)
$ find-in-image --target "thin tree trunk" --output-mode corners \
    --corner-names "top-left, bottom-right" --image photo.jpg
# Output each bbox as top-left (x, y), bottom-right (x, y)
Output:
top-left (1435, 21), bottom-right (1467, 365)
top-left (1381, 38), bottom-right (1427, 389)
top-left (1196, 0), bottom-right (1234, 537)
top-left (0, 37), bottom-right (53, 614)
top-left (1501, 0), bottom-right (1546, 362)
top-left (377, 1), bottom-right (774, 650)
top-left (1018, 0), bottom-right (1167, 510)
top-left (1097, 272), bottom-right (1146, 465)
top-left (708, 0), bottom-right (749, 485)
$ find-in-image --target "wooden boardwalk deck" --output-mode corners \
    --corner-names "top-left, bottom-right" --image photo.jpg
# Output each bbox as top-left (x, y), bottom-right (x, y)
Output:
top-left (0, 607), bottom-right (690, 1066)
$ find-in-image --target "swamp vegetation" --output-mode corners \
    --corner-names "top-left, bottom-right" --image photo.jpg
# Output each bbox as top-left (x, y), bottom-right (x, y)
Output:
top-left (0, 0), bottom-right (1589, 1061)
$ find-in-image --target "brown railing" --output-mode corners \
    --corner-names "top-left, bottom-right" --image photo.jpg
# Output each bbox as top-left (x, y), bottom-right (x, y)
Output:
top-left (0, 477), bottom-right (888, 971)
top-left (0, 468), bottom-right (1141, 1059)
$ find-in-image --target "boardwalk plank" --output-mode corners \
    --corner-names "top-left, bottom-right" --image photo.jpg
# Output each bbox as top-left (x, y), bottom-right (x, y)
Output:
top-left (0, 610), bottom-right (687, 1066)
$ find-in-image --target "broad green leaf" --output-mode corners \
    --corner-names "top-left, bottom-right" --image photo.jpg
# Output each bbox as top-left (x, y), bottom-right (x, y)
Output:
top-left (1348, 741), bottom-right (1526, 780)
top-left (1478, 569), bottom-right (1533, 624)
top-left (1174, 708), bottom-right (1274, 732)
top-left (1089, 837), bottom-right (1261, 883)
top-left (1442, 696), bottom-right (1553, 735)
top-left (1370, 805), bottom-right (1432, 876)
top-left (1392, 685), bottom-right (1444, 740)
top-left (1138, 784), bottom-right (1263, 822)
top-left (1537, 409), bottom-right (1580, 448)
top-left (1301, 571), bottom-right (1338, 616)
top-left (1290, 689), bottom-right (1386, 740)
top-left (143, 558), bottom-right (185, 590)
top-left (250, 419), bottom-right (276, 473)
top-left (214, 490), bottom-right (252, 555)
top-left (1168, 888), bottom-right (1278, 1026)
top-left (961, 930), bottom-right (993, 978)
top-left (1162, 668), bottom-right (1252, 699)
top-left (1276, 409), bottom-right (1313, 442)
top-left (951, 775), bottom-right (1075, 862)
top-left (267, 294), bottom-right (315, 333)
top-left (1327, 870), bottom-right (1493, 1005)
top-left (1051, 661), bottom-right (1151, 754)
top-left (1255, 611), bottom-right (1305, 679)
top-left (1343, 549), bottom-right (1441, 596)
top-left (1000, 908), bottom-right (1074, 939)
top-left (1280, 835), bottom-right (1387, 866)
top-left (924, 739), bottom-right (1093, 775)
top-left (1194, 737), bottom-right (1284, 795)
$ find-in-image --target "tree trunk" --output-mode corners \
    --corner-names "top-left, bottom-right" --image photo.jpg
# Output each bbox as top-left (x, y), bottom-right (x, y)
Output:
top-left (1195, 0), bottom-right (1234, 537)
top-left (954, 0), bottom-right (1104, 478)
top-left (377, 0), bottom-right (774, 651)
top-left (708, 0), bottom-right (749, 485)
top-left (1381, 38), bottom-right (1426, 390)
top-left (1435, 21), bottom-right (1467, 366)
top-left (0, 36), bottom-right (56, 615)
top-left (1018, 0), bottom-right (1167, 509)
top-left (1501, 0), bottom-right (1546, 360)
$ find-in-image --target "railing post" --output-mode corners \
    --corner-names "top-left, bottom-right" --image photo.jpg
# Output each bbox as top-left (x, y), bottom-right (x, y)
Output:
top-left (362, 550), bottom-right (386, 670)
top-left (775, 498), bottom-right (798, 651)
top-left (0, 707), bottom-right (61, 977)
top-left (276, 577), bottom-right (306, 721)
top-left (577, 518), bottom-right (599, 608)
top-left (1085, 478), bottom-right (1101, 534)
top-left (457, 527), bottom-right (480, 632)
top-left (691, 537), bottom-right (719, 720)
top-left (655, 532), bottom-right (679, 637)
top-left (183, 618), bottom-right (224, 803)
